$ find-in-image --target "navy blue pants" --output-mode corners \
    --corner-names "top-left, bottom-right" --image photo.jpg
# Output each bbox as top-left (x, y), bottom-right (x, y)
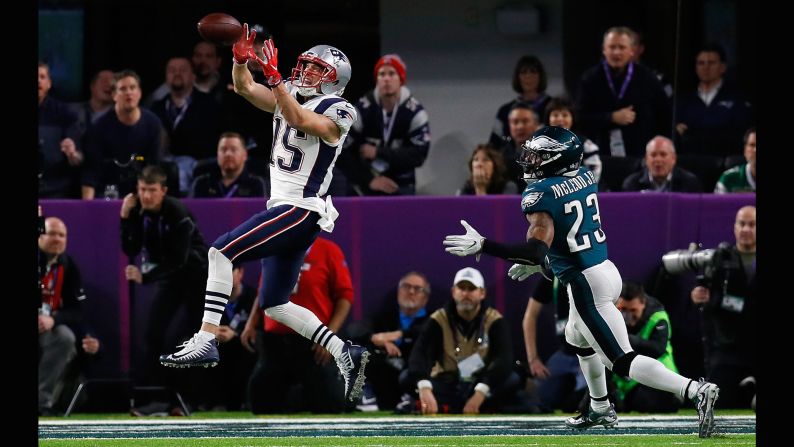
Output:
top-left (212, 205), bottom-right (320, 309)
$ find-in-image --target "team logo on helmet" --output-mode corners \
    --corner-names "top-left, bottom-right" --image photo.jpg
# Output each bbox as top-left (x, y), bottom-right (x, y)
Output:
top-left (530, 135), bottom-right (567, 153)
top-left (329, 48), bottom-right (348, 62)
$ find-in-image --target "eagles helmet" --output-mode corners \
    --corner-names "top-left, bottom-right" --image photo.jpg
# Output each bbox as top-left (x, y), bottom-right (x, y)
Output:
top-left (516, 126), bottom-right (584, 182)
top-left (291, 45), bottom-right (351, 97)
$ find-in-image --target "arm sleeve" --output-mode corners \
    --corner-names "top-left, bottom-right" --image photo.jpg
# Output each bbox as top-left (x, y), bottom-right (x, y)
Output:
top-left (324, 101), bottom-right (358, 137)
top-left (481, 318), bottom-right (514, 388)
top-left (482, 238), bottom-right (549, 266)
top-left (627, 320), bottom-right (669, 359)
top-left (81, 126), bottom-right (101, 188)
top-left (53, 257), bottom-right (86, 328)
top-left (120, 210), bottom-right (143, 258)
top-left (406, 318), bottom-right (443, 384)
top-left (576, 74), bottom-right (615, 133)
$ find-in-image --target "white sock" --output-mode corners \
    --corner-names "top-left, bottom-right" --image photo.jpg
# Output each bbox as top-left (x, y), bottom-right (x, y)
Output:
top-left (578, 353), bottom-right (610, 410)
top-left (628, 354), bottom-right (691, 399)
top-left (202, 248), bottom-right (232, 326)
top-left (264, 302), bottom-right (344, 358)
top-left (198, 330), bottom-right (216, 342)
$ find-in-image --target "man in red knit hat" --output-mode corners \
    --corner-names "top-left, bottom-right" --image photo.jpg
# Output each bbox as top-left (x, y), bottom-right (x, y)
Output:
top-left (335, 53), bottom-right (431, 196)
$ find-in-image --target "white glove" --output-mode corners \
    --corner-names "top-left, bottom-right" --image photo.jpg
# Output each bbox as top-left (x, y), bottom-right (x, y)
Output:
top-left (508, 261), bottom-right (552, 281)
top-left (508, 263), bottom-right (543, 281)
top-left (443, 220), bottom-right (484, 261)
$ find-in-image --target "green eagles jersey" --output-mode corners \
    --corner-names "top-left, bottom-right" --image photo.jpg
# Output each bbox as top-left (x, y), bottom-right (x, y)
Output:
top-left (521, 167), bottom-right (607, 282)
top-left (715, 163), bottom-right (755, 193)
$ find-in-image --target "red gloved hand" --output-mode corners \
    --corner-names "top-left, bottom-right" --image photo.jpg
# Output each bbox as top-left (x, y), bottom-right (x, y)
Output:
top-left (251, 38), bottom-right (282, 87)
top-left (232, 23), bottom-right (257, 65)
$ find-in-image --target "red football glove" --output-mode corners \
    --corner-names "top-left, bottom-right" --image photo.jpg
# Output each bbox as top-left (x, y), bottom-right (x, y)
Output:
top-left (250, 38), bottom-right (282, 87)
top-left (232, 23), bottom-right (257, 65)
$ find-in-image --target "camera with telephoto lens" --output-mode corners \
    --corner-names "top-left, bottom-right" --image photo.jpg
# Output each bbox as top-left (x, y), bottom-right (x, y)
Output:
top-left (662, 242), bottom-right (735, 288)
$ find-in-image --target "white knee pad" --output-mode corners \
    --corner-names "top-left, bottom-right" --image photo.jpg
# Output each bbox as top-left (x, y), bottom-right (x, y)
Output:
top-left (207, 247), bottom-right (233, 290)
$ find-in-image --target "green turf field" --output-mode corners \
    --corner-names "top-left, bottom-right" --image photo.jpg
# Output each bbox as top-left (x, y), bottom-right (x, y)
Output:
top-left (39, 433), bottom-right (757, 447)
top-left (39, 411), bottom-right (756, 446)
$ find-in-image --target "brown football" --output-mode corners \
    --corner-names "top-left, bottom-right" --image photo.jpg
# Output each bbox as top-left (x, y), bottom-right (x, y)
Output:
top-left (197, 13), bottom-right (243, 46)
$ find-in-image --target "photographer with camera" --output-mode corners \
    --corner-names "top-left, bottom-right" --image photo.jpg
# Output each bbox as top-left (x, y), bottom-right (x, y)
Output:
top-left (120, 165), bottom-right (209, 415)
top-left (691, 205), bottom-right (756, 409)
top-left (665, 205), bottom-right (756, 409)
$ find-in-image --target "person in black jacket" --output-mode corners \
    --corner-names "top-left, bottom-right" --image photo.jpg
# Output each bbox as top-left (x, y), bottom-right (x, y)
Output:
top-left (622, 136), bottom-right (702, 193)
top-left (690, 206), bottom-right (756, 408)
top-left (38, 216), bottom-right (87, 415)
top-left (403, 268), bottom-right (518, 414)
top-left (120, 165), bottom-right (209, 405)
top-left (576, 26), bottom-right (671, 158)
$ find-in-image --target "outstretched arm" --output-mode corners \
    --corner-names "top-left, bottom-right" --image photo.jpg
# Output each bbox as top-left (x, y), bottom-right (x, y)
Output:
top-left (231, 24), bottom-right (277, 113)
top-left (443, 213), bottom-right (554, 266)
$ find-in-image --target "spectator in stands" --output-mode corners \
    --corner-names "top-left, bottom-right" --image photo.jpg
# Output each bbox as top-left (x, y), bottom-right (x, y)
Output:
top-left (38, 61), bottom-right (83, 199)
top-left (690, 205), bottom-right (756, 408)
top-left (38, 216), bottom-right (87, 415)
top-left (199, 264), bottom-right (258, 411)
top-left (190, 132), bottom-right (268, 198)
top-left (456, 144), bottom-right (518, 195)
top-left (151, 56), bottom-right (222, 195)
top-left (523, 277), bottom-right (587, 413)
top-left (489, 55), bottom-right (552, 146)
top-left (82, 70), bottom-right (164, 199)
top-left (70, 69), bottom-right (115, 137)
top-left (120, 165), bottom-right (209, 413)
top-left (576, 26), bottom-right (671, 158)
top-left (149, 41), bottom-right (226, 105)
top-left (404, 267), bottom-right (519, 414)
top-left (622, 136), bottom-right (702, 193)
top-left (350, 271), bottom-right (432, 411)
top-left (338, 54), bottom-right (431, 195)
top-left (498, 103), bottom-right (541, 192)
top-left (243, 237), bottom-right (354, 413)
top-left (613, 282), bottom-right (681, 413)
top-left (544, 97), bottom-right (602, 183)
top-left (715, 127), bottom-right (756, 193)
top-left (675, 43), bottom-right (753, 157)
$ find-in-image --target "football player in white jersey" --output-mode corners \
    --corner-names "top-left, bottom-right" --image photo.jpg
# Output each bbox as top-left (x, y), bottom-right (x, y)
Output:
top-left (160, 24), bottom-right (370, 402)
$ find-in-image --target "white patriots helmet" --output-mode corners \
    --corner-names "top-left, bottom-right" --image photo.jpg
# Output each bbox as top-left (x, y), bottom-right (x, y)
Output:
top-left (291, 45), bottom-right (351, 97)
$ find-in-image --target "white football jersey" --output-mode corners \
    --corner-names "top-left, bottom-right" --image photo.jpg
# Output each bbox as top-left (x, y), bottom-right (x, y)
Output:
top-left (266, 82), bottom-right (357, 221)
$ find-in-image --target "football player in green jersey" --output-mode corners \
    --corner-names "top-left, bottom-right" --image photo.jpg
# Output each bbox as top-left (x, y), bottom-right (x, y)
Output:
top-left (444, 126), bottom-right (720, 438)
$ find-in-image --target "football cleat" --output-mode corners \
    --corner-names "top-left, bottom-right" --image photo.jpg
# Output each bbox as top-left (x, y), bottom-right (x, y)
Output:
top-left (692, 378), bottom-right (720, 438)
top-left (565, 403), bottom-right (618, 430)
top-left (336, 341), bottom-right (370, 401)
top-left (159, 332), bottom-right (219, 368)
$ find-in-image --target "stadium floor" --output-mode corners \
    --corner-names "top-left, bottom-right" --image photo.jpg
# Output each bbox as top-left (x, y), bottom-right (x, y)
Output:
top-left (40, 414), bottom-right (755, 441)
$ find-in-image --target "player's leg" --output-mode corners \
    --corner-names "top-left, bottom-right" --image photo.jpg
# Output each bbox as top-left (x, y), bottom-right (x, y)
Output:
top-left (160, 205), bottom-right (316, 368)
top-left (574, 260), bottom-right (719, 437)
top-left (563, 307), bottom-right (617, 429)
top-left (258, 250), bottom-right (369, 401)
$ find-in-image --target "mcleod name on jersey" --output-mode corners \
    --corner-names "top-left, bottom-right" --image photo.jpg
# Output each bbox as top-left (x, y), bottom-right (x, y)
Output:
top-left (521, 166), bottom-right (607, 283)
top-left (267, 82), bottom-right (358, 223)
